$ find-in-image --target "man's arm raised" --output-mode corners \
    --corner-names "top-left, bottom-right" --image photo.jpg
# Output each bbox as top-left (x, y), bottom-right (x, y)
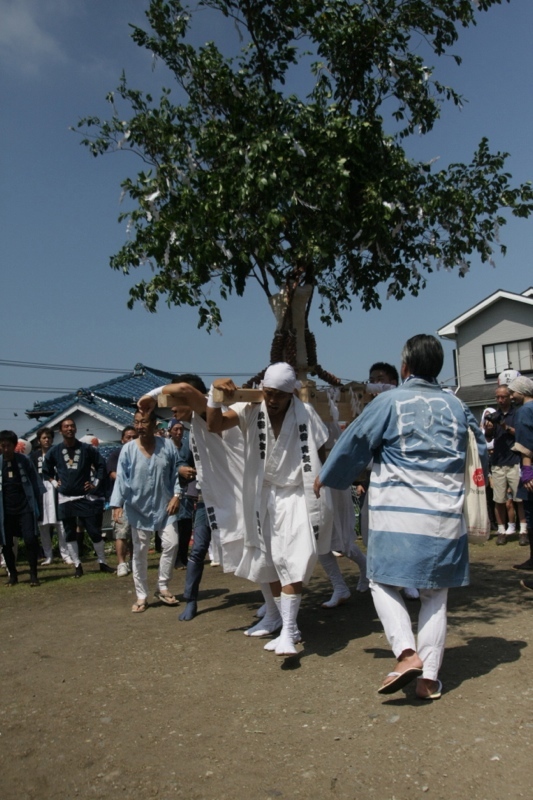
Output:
top-left (206, 378), bottom-right (240, 433)
top-left (138, 382), bottom-right (208, 415)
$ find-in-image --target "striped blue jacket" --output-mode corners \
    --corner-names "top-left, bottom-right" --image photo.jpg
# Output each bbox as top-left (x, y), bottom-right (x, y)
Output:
top-left (319, 379), bottom-right (488, 589)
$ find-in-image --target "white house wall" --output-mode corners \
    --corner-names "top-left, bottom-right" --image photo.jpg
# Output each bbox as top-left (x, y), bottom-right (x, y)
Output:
top-left (456, 299), bottom-right (533, 387)
top-left (30, 410), bottom-right (123, 445)
top-left (67, 411), bottom-right (122, 442)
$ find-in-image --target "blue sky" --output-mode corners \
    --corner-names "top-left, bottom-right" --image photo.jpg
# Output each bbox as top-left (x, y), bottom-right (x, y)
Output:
top-left (1, 0), bottom-right (532, 435)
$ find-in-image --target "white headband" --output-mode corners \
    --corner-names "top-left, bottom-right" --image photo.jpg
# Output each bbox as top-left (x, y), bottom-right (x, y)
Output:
top-left (261, 363), bottom-right (301, 393)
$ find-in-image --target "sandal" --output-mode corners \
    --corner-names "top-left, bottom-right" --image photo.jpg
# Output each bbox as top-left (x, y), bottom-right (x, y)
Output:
top-left (378, 667), bottom-right (423, 695)
top-left (131, 601), bottom-right (147, 613)
top-left (154, 591), bottom-right (179, 606)
top-left (416, 678), bottom-right (442, 700)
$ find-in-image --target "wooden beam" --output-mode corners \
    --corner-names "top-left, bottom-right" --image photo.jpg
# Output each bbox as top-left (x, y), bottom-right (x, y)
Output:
top-left (212, 388), bottom-right (263, 405)
top-left (157, 388), bottom-right (264, 407)
top-left (157, 383), bottom-right (372, 421)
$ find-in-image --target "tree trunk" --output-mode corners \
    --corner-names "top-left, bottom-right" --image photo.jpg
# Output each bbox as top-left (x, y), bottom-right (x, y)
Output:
top-left (244, 284), bottom-right (341, 387)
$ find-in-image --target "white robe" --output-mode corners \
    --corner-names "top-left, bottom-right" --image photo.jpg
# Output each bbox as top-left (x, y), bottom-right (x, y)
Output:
top-left (190, 410), bottom-right (245, 573)
top-left (326, 422), bottom-right (359, 553)
top-left (41, 479), bottom-right (58, 526)
top-left (330, 487), bottom-right (358, 552)
top-left (234, 398), bottom-right (333, 586)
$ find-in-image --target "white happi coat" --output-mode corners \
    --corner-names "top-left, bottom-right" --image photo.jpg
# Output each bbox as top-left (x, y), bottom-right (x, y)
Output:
top-left (234, 397), bottom-right (333, 586)
top-left (189, 410), bottom-right (245, 573)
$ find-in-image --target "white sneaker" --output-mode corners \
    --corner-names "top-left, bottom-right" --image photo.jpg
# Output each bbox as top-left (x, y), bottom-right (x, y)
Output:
top-left (505, 525), bottom-right (516, 535)
top-left (63, 557), bottom-right (74, 566)
top-left (40, 558), bottom-right (53, 566)
top-left (117, 562), bottom-right (129, 577)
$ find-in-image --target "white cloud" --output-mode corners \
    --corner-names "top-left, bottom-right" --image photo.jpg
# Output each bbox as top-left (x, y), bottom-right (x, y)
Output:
top-left (0, 0), bottom-right (71, 75)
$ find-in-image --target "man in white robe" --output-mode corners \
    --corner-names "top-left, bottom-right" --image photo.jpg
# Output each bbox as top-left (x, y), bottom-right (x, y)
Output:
top-left (207, 363), bottom-right (333, 656)
top-left (138, 375), bottom-right (245, 621)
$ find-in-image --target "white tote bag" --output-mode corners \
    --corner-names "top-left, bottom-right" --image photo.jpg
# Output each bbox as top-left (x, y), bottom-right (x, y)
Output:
top-left (464, 428), bottom-right (490, 544)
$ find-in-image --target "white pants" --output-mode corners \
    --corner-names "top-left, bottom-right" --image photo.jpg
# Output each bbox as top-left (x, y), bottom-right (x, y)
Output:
top-left (370, 581), bottom-right (448, 681)
top-left (38, 522), bottom-right (69, 561)
top-left (131, 522), bottom-right (179, 602)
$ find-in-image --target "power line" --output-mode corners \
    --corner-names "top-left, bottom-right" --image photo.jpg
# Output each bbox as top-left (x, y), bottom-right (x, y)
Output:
top-left (0, 359), bottom-right (128, 374)
top-left (0, 385), bottom-right (75, 394)
top-left (0, 359), bottom-right (263, 378)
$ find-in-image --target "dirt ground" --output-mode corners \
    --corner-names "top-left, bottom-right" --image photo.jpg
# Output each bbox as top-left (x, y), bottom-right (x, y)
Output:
top-left (1, 536), bottom-right (532, 800)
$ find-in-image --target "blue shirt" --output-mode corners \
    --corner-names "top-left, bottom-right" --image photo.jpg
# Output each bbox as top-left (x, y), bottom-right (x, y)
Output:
top-left (110, 438), bottom-right (180, 531)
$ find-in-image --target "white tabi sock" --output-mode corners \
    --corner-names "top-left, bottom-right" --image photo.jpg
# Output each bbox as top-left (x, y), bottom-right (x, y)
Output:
top-left (264, 619), bottom-right (302, 652)
top-left (275, 593), bottom-right (302, 656)
top-left (67, 542), bottom-right (81, 568)
top-left (255, 603), bottom-right (267, 618)
top-left (244, 584), bottom-right (282, 636)
top-left (93, 540), bottom-right (107, 564)
top-left (346, 543), bottom-right (370, 591)
top-left (319, 552), bottom-right (351, 608)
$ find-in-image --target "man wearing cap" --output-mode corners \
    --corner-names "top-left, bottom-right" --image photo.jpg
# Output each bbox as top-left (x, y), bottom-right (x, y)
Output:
top-left (508, 376), bottom-right (533, 579)
top-left (207, 363), bottom-right (333, 657)
top-left (483, 385), bottom-right (528, 545)
top-left (106, 425), bottom-right (137, 577)
top-left (167, 418), bottom-right (193, 568)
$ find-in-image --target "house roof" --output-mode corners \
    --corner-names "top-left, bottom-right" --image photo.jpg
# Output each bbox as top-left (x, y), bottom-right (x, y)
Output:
top-left (24, 363), bottom-right (175, 440)
top-left (437, 288), bottom-right (533, 340)
top-left (455, 383), bottom-right (500, 408)
top-left (26, 364), bottom-right (174, 419)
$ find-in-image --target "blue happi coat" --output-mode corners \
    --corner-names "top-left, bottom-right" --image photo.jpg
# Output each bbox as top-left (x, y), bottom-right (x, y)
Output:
top-left (513, 400), bottom-right (533, 502)
top-left (0, 453), bottom-right (43, 546)
top-left (319, 378), bottom-right (488, 589)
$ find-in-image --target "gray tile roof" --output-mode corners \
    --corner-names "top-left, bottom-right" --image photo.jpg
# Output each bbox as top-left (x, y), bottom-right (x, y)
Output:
top-left (24, 363), bottom-right (175, 439)
top-left (26, 364), bottom-right (174, 419)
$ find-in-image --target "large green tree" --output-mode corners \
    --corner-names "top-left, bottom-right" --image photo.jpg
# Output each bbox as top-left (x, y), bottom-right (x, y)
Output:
top-left (78, 0), bottom-right (531, 383)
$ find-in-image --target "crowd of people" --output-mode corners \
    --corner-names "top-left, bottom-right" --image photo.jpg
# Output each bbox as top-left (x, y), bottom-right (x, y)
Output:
top-left (1, 334), bottom-right (532, 701)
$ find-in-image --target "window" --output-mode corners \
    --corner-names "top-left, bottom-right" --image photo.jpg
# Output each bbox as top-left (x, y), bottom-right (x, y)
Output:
top-left (483, 338), bottom-right (533, 378)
